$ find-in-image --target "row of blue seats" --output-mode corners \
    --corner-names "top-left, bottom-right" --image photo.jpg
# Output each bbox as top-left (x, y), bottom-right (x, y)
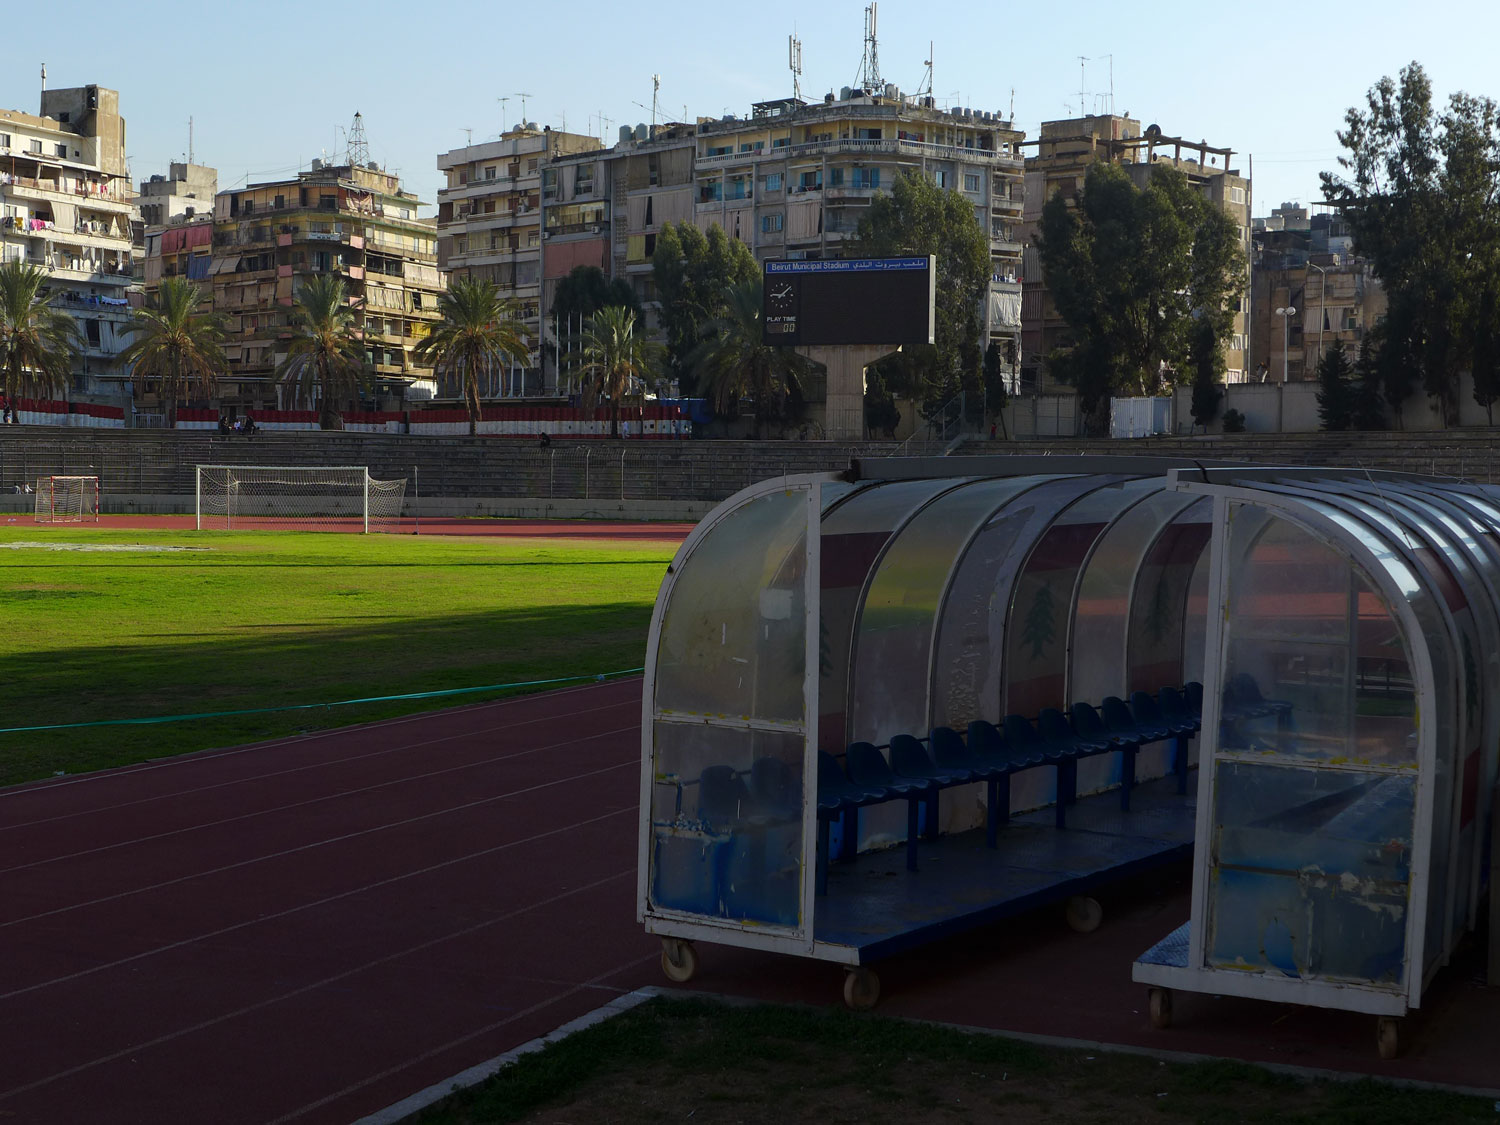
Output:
top-left (813, 685), bottom-right (1203, 887)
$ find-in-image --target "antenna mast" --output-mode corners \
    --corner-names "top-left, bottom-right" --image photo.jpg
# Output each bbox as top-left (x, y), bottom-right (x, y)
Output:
top-left (788, 34), bottom-right (803, 102)
top-left (916, 41), bottom-right (933, 99)
top-left (856, 4), bottom-right (882, 94)
top-left (188, 116), bottom-right (194, 165)
top-left (650, 74), bottom-right (660, 136)
top-left (345, 110), bottom-right (370, 168)
top-left (515, 92), bottom-right (533, 127)
top-left (497, 95), bottom-right (510, 134)
top-left (40, 62), bottom-right (46, 94)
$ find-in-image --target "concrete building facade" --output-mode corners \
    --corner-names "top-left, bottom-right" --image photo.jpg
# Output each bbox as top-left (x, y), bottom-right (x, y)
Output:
top-left (138, 162), bottom-right (216, 229)
top-left (1021, 114), bottom-right (1252, 390)
top-left (435, 126), bottom-right (603, 398)
top-left (210, 161), bottom-right (443, 412)
top-left (0, 84), bottom-right (135, 401)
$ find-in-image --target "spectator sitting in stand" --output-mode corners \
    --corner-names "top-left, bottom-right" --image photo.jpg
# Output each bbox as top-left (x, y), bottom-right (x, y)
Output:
top-left (242, 413), bottom-right (258, 436)
top-left (218, 415), bottom-right (232, 436)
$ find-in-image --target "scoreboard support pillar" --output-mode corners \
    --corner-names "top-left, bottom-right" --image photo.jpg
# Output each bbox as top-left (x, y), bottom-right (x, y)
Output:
top-left (800, 344), bottom-right (900, 441)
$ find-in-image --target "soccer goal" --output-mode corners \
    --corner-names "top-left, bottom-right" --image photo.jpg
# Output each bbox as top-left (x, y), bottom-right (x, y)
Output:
top-left (34, 475), bottom-right (100, 523)
top-left (195, 466), bottom-right (408, 533)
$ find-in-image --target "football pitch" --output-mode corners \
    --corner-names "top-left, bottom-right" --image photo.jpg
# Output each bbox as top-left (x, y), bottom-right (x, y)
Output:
top-left (0, 527), bottom-right (676, 786)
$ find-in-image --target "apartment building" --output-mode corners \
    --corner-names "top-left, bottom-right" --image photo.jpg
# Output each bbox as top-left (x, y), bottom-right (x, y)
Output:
top-left (138, 162), bottom-right (216, 229)
top-left (436, 125), bottom-right (602, 398)
top-left (0, 84), bottom-right (135, 401)
top-left (1021, 114), bottom-right (1252, 389)
top-left (690, 90), bottom-right (1025, 363)
top-left (210, 161), bottom-right (443, 412)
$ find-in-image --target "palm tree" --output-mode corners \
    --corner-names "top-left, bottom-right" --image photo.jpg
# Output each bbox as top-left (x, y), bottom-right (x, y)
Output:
top-left (119, 277), bottom-right (226, 426)
top-left (574, 305), bottom-right (660, 437)
top-left (0, 260), bottom-right (81, 402)
top-left (413, 277), bottom-right (529, 436)
top-left (688, 278), bottom-right (812, 438)
top-left (275, 274), bottom-right (366, 429)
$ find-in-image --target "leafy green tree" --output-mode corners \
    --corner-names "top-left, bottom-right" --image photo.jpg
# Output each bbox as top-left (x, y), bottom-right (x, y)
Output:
top-left (687, 278), bottom-right (812, 439)
top-left (275, 274), bottom-right (366, 429)
top-left (0, 260), bottom-right (80, 401)
top-left (415, 277), bottom-right (530, 436)
top-left (1351, 335), bottom-right (1387, 430)
top-left (119, 277), bottom-right (226, 426)
top-left (1322, 62), bottom-right (1500, 425)
top-left (1472, 278), bottom-right (1500, 424)
top-left (1315, 338), bottom-right (1355, 431)
top-left (552, 265), bottom-right (641, 327)
top-left (1188, 316), bottom-right (1224, 431)
top-left (863, 369), bottom-right (902, 439)
top-left (575, 305), bottom-right (661, 437)
top-left (1038, 161), bottom-right (1245, 428)
top-left (651, 222), bottom-right (759, 394)
top-left (856, 170), bottom-right (990, 421)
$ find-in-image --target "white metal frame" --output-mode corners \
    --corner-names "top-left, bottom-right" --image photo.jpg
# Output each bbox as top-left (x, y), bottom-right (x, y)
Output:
top-left (637, 473), bottom-right (839, 960)
top-left (1136, 480), bottom-right (1442, 1017)
top-left (34, 475), bottom-right (100, 523)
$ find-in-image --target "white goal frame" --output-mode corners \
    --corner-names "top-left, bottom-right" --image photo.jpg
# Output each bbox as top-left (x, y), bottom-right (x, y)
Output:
top-left (34, 475), bottom-right (101, 523)
top-left (195, 465), bottom-right (407, 533)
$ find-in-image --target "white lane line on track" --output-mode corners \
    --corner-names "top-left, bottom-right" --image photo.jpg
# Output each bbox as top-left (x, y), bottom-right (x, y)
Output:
top-left (0, 804), bottom-right (635, 1004)
top-left (0, 692), bottom-right (639, 833)
top-left (0, 714), bottom-right (637, 865)
top-left (273, 956), bottom-right (662, 1125)
top-left (0, 757), bottom-right (636, 937)
top-left (0, 865), bottom-right (638, 1104)
top-left (0, 676), bottom-right (641, 802)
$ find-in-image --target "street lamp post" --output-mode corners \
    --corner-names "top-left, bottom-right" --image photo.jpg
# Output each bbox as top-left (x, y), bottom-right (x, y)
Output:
top-left (1275, 306), bottom-right (1297, 383)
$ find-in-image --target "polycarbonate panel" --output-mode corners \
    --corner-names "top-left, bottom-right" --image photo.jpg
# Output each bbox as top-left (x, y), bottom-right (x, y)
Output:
top-left (656, 488), bottom-right (808, 723)
top-left (647, 721), bottom-right (805, 927)
top-left (1071, 492), bottom-right (1200, 706)
top-left (848, 478), bottom-right (1043, 746)
top-left (1125, 500), bottom-right (1213, 695)
top-left (930, 476), bottom-right (1109, 729)
top-left (1207, 761), bottom-right (1413, 985)
top-left (818, 479), bottom-right (968, 751)
top-left (1005, 478), bottom-right (1159, 716)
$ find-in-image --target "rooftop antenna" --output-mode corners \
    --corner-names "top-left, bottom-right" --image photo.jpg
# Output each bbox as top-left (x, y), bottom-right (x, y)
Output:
top-left (515, 93), bottom-right (533, 127)
top-left (345, 110), bottom-right (370, 168)
top-left (497, 95), bottom-right (510, 133)
top-left (915, 41), bottom-right (934, 99)
top-left (1077, 56), bottom-right (1088, 117)
top-left (855, 3), bottom-right (882, 94)
top-left (462, 127), bottom-right (473, 147)
top-left (1009, 87), bottom-right (1015, 121)
top-left (650, 74), bottom-right (660, 135)
top-left (40, 62), bottom-right (45, 94)
top-left (188, 116), bottom-right (194, 165)
top-left (788, 34), bottom-right (803, 102)
top-left (1103, 53), bottom-right (1115, 114)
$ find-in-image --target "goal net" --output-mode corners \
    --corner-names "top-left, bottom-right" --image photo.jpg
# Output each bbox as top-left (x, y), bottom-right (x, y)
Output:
top-left (34, 475), bottom-right (100, 523)
top-left (196, 466), bottom-right (407, 533)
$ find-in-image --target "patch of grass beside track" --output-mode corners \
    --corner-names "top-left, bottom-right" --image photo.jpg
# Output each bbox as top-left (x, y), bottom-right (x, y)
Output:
top-left (410, 996), bottom-right (1496, 1125)
top-left (0, 528), bottom-right (673, 785)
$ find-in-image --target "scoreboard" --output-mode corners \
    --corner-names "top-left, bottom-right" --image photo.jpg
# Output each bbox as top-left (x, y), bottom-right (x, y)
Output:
top-left (761, 256), bottom-right (935, 348)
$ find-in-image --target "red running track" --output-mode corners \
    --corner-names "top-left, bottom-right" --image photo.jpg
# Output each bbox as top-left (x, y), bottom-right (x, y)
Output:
top-left (3, 678), bottom-right (1497, 1124)
top-left (29, 516), bottom-right (696, 542)
top-left (0, 678), bottom-right (663, 1124)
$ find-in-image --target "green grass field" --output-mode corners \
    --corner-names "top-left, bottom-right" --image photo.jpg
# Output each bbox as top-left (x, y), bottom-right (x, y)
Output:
top-left (0, 528), bottom-right (674, 786)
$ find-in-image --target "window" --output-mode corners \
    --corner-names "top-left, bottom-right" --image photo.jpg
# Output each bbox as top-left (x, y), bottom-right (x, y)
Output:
top-left (829, 167), bottom-right (844, 187)
top-left (485, 165), bottom-right (497, 180)
top-left (644, 233), bottom-right (657, 256)
top-left (274, 194), bottom-right (285, 209)
top-left (1231, 186), bottom-right (1246, 205)
top-left (798, 170), bottom-right (821, 191)
top-left (706, 145), bottom-right (732, 157)
top-left (243, 197), bottom-right (255, 213)
top-left (701, 181), bottom-right (722, 203)
top-left (964, 173), bottom-right (981, 193)
top-left (855, 127), bottom-right (881, 141)
top-left (314, 251), bottom-right (331, 271)
top-left (645, 196), bottom-right (654, 224)
top-left (86, 320), bottom-right (101, 347)
top-left (764, 173), bottom-right (783, 192)
top-left (761, 213), bottom-right (783, 233)
top-left (55, 143), bottom-right (68, 158)
top-left (771, 137), bottom-right (790, 149)
top-left (933, 170), bottom-right (950, 189)
top-left (28, 139), bottom-right (42, 154)
top-left (527, 158), bottom-right (538, 173)
top-left (0, 133), bottom-right (8, 148)
top-left (851, 167), bottom-right (880, 190)
top-left (1229, 334), bottom-right (1248, 352)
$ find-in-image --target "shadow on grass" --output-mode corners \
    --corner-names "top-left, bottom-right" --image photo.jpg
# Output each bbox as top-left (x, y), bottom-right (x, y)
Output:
top-left (0, 600), bottom-right (653, 786)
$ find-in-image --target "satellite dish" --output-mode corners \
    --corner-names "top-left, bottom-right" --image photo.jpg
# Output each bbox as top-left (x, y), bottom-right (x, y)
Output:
top-left (1144, 124), bottom-right (1162, 138)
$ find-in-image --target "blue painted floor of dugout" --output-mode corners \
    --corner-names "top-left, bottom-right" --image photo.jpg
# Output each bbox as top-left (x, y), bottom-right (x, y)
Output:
top-left (815, 773), bottom-right (1197, 961)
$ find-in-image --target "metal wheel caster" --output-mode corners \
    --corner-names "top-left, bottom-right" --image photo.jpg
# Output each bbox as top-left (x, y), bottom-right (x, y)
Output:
top-left (1377, 1015), bottom-right (1403, 1060)
top-left (843, 966), bottom-right (881, 1010)
top-left (1065, 895), bottom-right (1103, 933)
top-left (660, 938), bottom-right (698, 984)
top-left (1148, 986), bottom-right (1174, 1030)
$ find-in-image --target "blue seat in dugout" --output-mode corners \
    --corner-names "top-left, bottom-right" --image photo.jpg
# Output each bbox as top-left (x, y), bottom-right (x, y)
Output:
top-left (845, 741), bottom-right (930, 871)
top-left (1038, 707), bottom-right (1113, 816)
top-left (931, 725), bottom-right (1013, 847)
top-left (750, 756), bottom-right (801, 823)
top-left (1131, 690), bottom-right (1192, 794)
top-left (1071, 701), bottom-right (1142, 810)
top-left (1158, 686), bottom-right (1201, 735)
top-left (889, 733), bottom-right (975, 841)
top-left (1003, 713), bottom-right (1077, 829)
top-left (815, 750), bottom-right (889, 894)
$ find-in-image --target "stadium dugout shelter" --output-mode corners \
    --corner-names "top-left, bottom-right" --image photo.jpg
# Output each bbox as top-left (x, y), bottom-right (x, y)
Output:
top-left (638, 457), bottom-right (1500, 1051)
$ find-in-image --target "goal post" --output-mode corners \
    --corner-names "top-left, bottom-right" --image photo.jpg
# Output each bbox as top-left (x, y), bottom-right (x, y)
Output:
top-left (195, 465), bottom-right (408, 533)
top-left (34, 475), bottom-right (100, 523)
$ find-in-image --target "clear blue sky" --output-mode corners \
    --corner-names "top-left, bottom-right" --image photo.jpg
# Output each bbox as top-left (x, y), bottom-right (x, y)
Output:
top-left (13, 0), bottom-right (1500, 220)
